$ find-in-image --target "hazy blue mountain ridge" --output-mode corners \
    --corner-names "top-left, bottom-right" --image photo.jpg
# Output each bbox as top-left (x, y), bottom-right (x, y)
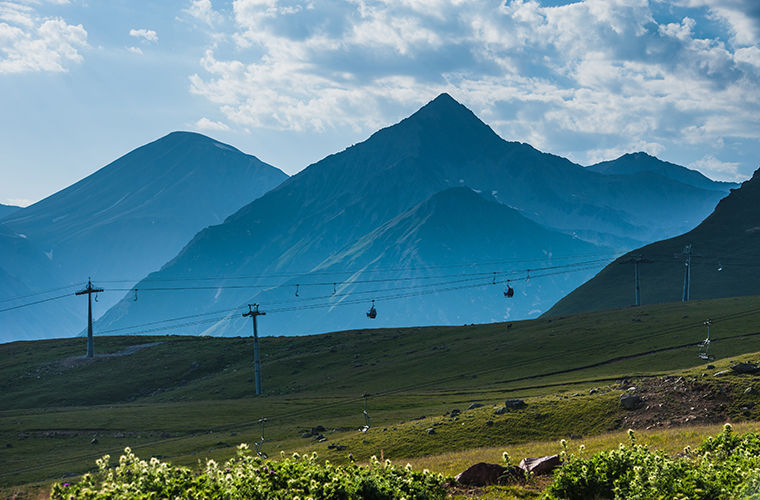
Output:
top-left (587, 152), bottom-right (739, 192)
top-left (0, 132), bottom-right (288, 341)
top-left (93, 94), bottom-right (730, 338)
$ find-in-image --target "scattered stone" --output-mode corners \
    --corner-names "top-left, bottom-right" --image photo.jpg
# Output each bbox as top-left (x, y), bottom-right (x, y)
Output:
top-left (569, 434), bottom-right (583, 440)
top-left (485, 420), bottom-right (494, 426)
top-left (5, 443), bottom-right (12, 448)
top-left (706, 364), bottom-right (715, 370)
top-left (301, 432), bottom-right (312, 438)
top-left (714, 370), bottom-right (731, 377)
top-left (494, 406), bottom-right (509, 415)
top-left (746, 387), bottom-right (754, 394)
top-left (426, 428), bottom-right (436, 435)
top-left (450, 409), bottom-right (461, 417)
top-left (90, 438), bottom-right (99, 445)
top-left (317, 437), bottom-right (327, 443)
top-left (589, 388), bottom-right (598, 395)
top-left (504, 399), bottom-right (527, 410)
top-left (732, 362), bottom-right (760, 374)
top-left (312, 425), bottom-right (326, 433)
top-left (467, 403), bottom-right (484, 410)
top-left (519, 455), bottom-right (561, 476)
top-left (620, 393), bottom-right (644, 410)
top-left (113, 432), bottom-right (126, 438)
top-left (627, 386), bottom-right (638, 392)
top-left (160, 432), bottom-right (171, 438)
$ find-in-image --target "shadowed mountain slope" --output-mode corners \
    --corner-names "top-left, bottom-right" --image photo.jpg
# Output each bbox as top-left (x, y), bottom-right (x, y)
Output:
top-left (547, 168), bottom-right (760, 316)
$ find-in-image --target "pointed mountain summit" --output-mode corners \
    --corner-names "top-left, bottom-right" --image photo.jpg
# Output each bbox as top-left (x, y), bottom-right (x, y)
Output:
top-left (547, 168), bottom-right (760, 316)
top-left (587, 152), bottom-right (739, 192)
top-left (95, 94), bottom-right (726, 338)
top-left (0, 132), bottom-right (287, 341)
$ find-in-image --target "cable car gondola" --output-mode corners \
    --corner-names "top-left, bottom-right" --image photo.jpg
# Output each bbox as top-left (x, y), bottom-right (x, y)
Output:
top-left (504, 281), bottom-right (514, 298)
top-left (366, 300), bottom-right (377, 319)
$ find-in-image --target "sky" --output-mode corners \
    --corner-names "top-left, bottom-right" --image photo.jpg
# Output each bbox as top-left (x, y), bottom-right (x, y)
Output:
top-left (1, 0), bottom-right (759, 206)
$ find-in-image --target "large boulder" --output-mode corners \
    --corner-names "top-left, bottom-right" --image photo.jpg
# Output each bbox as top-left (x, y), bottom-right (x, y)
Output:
top-left (455, 463), bottom-right (524, 486)
top-left (620, 393), bottom-right (644, 410)
top-left (519, 455), bottom-right (561, 475)
top-left (732, 362), bottom-right (760, 374)
top-left (505, 399), bottom-right (527, 410)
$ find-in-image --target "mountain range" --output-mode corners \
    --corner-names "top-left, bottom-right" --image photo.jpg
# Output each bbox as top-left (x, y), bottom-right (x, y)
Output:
top-left (91, 94), bottom-right (736, 339)
top-left (0, 132), bottom-right (287, 342)
top-left (547, 167), bottom-right (760, 316)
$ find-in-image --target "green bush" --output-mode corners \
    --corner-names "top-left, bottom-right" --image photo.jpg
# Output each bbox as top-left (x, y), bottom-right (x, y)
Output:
top-left (545, 425), bottom-right (760, 500)
top-left (50, 444), bottom-right (448, 499)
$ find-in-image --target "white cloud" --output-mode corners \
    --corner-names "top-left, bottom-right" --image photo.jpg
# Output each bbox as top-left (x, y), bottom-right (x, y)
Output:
top-left (187, 0), bottom-right (760, 173)
top-left (127, 46), bottom-right (143, 55)
top-left (0, 3), bottom-right (87, 74)
top-left (129, 28), bottom-right (158, 43)
top-left (184, 0), bottom-right (223, 26)
top-left (194, 117), bottom-right (230, 131)
top-left (688, 155), bottom-right (743, 181)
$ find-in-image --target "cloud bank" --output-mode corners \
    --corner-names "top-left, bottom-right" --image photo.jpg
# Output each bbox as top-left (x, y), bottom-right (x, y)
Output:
top-left (0, 1), bottom-right (87, 74)
top-left (187, 0), bottom-right (760, 174)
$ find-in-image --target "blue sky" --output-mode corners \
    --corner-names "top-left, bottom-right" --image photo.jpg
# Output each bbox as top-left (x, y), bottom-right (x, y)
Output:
top-left (1, 0), bottom-right (759, 206)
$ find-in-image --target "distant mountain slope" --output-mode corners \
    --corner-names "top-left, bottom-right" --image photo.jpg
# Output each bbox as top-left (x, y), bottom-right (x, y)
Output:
top-left (546, 168), bottom-right (760, 316)
top-left (0, 132), bottom-right (287, 341)
top-left (0, 203), bottom-right (20, 220)
top-left (95, 94), bottom-right (726, 338)
top-left (186, 187), bottom-right (609, 336)
top-left (0, 225), bottom-right (80, 342)
top-left (587, 152), bottom-right (738, 192)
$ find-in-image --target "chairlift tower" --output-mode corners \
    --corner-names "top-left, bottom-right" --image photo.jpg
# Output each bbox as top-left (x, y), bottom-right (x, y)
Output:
top-left (76, 278), bottom-right (103, 358)
top-left (620, 254), bottom-right (652, 306)
top-left (243, 304), bottom-right (266, 395)
top-left (676, 244), bottom-right (693, 302)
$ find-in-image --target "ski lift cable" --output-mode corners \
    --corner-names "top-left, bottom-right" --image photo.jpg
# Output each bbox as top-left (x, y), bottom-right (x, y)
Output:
top-left (92, 252), bottom-right (621, 284)
top-left (107, 263), bottom-right (606, 335)
top-left (98, 258), bottom-right (613, 294)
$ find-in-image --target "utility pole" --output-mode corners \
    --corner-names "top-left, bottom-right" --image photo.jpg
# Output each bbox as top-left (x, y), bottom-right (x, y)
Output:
top-left (243, 304), bottom-right (266, 395)
top-left (620, 254), bottom-right (652, 306)
top-left (676, 245), bottom-right (693, 302)
top-left (76, 278), bottom-right (103, 358)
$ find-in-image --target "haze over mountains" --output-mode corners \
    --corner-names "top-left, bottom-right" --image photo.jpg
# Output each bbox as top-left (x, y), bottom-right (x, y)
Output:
top-left (0, 132), bottom-right (287, 342)
top-left (547, 167), bottom-right (760, 317)
top-left (91, 94), bottom-right (736, 339)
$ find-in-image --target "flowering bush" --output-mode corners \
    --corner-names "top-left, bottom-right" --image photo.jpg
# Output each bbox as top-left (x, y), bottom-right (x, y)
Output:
top-left (50, 444), bottom-right (447, 499)
top-left (545, 425), bottom-right (760, 500)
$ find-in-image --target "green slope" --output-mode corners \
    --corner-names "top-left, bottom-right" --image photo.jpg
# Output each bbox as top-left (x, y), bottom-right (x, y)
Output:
top-left (4, 295), bottom-right (760, 490)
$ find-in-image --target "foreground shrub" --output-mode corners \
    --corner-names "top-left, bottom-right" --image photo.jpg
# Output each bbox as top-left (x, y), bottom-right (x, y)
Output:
top-left (50, 445), bottom-right (447, 499)
top-left (545, 425), bottom-right (760, 500)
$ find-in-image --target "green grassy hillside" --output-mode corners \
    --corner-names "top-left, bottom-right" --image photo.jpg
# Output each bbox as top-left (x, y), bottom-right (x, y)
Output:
top-left (4, 295), bottom-right (760, 496)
